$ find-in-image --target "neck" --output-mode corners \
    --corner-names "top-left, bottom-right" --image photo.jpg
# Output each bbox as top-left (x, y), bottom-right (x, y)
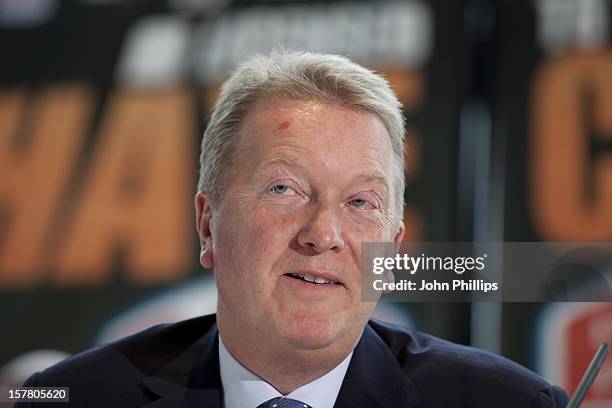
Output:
top-left (217, 311), bottom-right (360, 395)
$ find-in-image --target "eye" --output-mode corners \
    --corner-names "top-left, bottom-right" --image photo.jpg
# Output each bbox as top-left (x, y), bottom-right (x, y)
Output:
top-left (351, 198), bottom-right (367, 208)
top-left (270, 184), bottom-right (297, 196)
top-left (349, 197), bottom-right (375, 210)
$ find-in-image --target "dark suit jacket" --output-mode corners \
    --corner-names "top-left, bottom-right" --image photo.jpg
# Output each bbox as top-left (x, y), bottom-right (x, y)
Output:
top-left (17, 314), bottom-right (568, 407)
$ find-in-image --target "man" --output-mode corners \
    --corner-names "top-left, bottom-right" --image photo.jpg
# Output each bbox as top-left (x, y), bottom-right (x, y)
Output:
top-left (17, 51), bottom-right (568, 407)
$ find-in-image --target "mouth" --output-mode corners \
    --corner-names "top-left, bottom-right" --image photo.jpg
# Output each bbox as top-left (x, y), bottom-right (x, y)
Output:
top-left (284, 272), bottom-right (341, 286)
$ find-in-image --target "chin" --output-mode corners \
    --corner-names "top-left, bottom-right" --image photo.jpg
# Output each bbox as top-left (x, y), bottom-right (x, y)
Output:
top-left (278, 314), bottom-right (345, 350)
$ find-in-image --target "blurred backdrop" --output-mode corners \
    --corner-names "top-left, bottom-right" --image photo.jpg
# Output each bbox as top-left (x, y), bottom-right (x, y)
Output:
top-left (0, 0), bottom-right (611, 405)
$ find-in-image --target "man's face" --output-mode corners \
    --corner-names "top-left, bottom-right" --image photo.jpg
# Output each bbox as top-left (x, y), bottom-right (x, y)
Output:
top-left (196, 98), bottom-right (404, 353)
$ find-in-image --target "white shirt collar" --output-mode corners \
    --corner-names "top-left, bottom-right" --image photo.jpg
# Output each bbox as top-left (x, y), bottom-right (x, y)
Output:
top-left (218, 334), bottom-right (353, 408)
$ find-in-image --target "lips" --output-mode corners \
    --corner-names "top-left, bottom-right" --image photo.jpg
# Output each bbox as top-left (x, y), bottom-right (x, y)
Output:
top-left (284, 271), bottom-right (342, 286)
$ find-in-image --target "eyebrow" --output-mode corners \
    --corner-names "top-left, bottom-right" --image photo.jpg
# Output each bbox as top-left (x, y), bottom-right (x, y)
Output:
top-left (255, 156), bottom-right (389, 192)
top-left (354, 173), bottom-right (390, 192)
top-left (254, 156), bottom-right (301, 178)
top-left (350, 173), bottom-right (391, 202)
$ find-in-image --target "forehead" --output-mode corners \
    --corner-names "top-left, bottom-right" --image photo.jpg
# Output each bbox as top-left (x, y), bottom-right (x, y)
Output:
top-left (236, 97), bottom-right (393, 170)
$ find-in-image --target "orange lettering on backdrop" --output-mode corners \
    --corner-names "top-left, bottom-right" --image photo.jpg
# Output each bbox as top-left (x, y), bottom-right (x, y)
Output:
top-left (55, 88), bottom-right (194, 285)
top-left (531, 52), bottom-right (612, 240)
top-left (0, 85), bottom-right (91, 287)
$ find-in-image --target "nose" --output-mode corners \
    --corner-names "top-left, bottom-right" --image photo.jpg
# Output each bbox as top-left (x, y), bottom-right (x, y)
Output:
top-left (297, 204), bottom-right (345, 253)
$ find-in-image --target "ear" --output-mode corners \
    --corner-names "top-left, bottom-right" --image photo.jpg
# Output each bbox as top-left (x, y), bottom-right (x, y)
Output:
top-left (195, 191), bottom-right (215, 269)
top-left (392, 219), bottom-right (405, 269)
top-left (394, 220), bottom-right (405, 245)
top-left (382, 221), bottom-right (404, 295)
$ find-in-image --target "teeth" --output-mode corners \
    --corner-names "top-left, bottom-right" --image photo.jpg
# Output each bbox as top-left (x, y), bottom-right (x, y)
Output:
top-left (289, 273), bottom-right (335, 284)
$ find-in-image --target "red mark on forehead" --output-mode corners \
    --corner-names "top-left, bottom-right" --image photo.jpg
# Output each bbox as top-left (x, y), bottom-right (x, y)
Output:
top-left (277, 121), bottom-right (291, 130)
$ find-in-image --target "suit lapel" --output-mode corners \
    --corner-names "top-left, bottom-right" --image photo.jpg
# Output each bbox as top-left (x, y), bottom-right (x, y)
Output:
top-left (334, 324), bottom-right (421, 408)
top-left (139, 321), bottom-right (222, 408)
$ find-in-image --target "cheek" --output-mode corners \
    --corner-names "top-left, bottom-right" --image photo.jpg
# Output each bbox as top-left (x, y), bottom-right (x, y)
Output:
top-left (344, 219), bottom-right (393, 245)
top-left (246, 208), bottom-right (301, 260)
top-left (213, 205), bottom-right (299, 279)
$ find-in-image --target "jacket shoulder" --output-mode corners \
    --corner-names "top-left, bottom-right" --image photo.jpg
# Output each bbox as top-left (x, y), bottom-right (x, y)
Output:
top-left (19, 314), bottom-right (217, 406)
top-left (367, 318), bottom-right (568, 407)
